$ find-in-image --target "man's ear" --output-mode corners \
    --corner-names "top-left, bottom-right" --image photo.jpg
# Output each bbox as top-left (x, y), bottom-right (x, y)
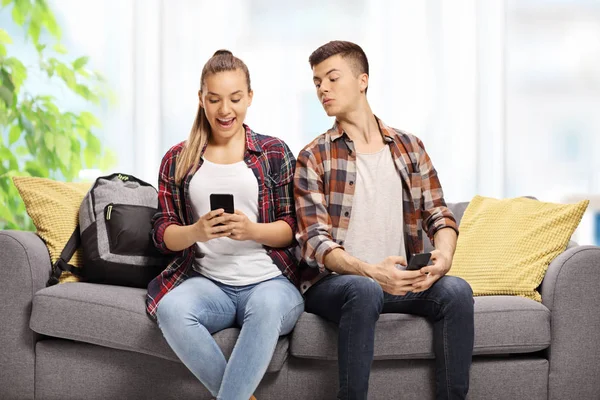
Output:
top-left (359, 73), bottom-right (369, 93)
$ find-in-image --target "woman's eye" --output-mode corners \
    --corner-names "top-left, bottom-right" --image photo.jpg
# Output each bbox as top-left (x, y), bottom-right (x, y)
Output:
top-left (330, 77), bottom-right (338, 82)
top-left (315, 83), bottom-right (321, 89)
top-left (209, 99), bottom-right (219, 104)
top-left (231, 99), bottom-right (241, 103)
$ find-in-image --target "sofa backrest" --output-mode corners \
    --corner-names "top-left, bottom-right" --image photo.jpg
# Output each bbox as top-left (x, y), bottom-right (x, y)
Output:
top-left (423, 202), bottom-right (469, 253)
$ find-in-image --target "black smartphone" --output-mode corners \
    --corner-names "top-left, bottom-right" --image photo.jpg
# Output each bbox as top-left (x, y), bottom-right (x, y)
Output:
top-left (209, 194), bottom-right (235, 214)
top-left (406, 252), bottom-right (432, 270)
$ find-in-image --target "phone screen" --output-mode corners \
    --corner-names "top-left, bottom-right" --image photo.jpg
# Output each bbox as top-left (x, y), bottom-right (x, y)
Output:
top-left (209, 194), bottom-right (235, 214)
top-left (407, 252), bottom-right (432, 270)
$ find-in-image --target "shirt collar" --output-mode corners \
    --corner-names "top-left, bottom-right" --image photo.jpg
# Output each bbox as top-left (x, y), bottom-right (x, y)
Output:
top-left (244, 124), bottom-right (263, 153)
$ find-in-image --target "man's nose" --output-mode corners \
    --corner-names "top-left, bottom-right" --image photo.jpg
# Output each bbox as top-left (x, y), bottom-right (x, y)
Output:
top-left (319, 82), bottom-right (329, 96)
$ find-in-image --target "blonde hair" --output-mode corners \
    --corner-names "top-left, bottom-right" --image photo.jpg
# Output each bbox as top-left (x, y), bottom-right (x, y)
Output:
top-left (175, 50), bottom-right (252, 184)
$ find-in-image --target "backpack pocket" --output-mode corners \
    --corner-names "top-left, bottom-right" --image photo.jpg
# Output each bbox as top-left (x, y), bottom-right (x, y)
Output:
top-left (104, 203), bottom-right (161, 257)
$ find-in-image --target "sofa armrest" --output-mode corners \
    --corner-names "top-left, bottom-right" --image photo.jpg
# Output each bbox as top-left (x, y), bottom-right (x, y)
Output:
top-left (0, 230), bottom-right (52, 399)
top-left (540, 245), bottom-right (600, 400)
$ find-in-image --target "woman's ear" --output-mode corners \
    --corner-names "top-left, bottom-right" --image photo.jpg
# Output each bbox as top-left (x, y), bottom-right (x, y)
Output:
top-left (198, 90), bottom-right (204, 108)
top-left (247, 90), bottom-right (254, 107)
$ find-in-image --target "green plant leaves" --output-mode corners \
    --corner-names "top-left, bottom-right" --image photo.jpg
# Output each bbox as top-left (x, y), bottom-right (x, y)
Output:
top-left (53, 43), bottom-right (67, 54)
top-left (0, 0), bottom-right (116, 231)
top-left (73, 56), bottom-right (88, 70)
top-left (8, 123), bottom-right (20, 144)
top-left (0, 86), bottom-right (11, 106)
top-left (0, 28), bottom-right (12, 44)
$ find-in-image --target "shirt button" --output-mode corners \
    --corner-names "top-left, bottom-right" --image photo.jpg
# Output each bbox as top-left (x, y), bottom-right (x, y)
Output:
top-left (344, 211), bottom-right (349, 217)
top-left (349, 181), bottom-right (354, 186)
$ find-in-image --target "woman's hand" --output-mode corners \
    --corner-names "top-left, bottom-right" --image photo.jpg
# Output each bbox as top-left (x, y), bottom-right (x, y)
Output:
top-left (193, 209), bottom-right (234, 243)
top-left (222, 210), bottom-right (258, 241)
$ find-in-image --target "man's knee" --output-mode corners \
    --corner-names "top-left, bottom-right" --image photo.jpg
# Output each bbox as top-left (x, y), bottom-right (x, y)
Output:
top-left (342, 276), bottom-right (384, 315)
top-left (436, 276), bottom-right (474, 312)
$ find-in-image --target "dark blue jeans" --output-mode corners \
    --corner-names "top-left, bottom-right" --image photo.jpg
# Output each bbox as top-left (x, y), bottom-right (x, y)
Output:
top-left (304, 274), bottom-right (474, 400)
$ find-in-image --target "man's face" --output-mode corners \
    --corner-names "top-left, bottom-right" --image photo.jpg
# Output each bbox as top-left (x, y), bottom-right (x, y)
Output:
top-left (312, 54), bottom-right (367, 117)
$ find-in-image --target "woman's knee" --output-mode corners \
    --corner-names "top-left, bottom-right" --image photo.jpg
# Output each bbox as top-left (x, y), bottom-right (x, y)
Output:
top-left (248, 284), bottom-right (303, 317)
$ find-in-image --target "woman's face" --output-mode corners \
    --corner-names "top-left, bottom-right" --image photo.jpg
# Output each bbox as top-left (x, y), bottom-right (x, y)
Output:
top-left (200, 69), bottom-right (253, 140)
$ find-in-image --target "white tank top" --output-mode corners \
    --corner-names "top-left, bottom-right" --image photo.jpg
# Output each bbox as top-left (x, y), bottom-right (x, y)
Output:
top-left (188, 158), bottom-right (281, 285)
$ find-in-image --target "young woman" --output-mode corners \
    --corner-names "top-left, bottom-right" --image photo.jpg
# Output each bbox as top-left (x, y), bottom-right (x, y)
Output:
top-left (146, 50), bottom-right (304, 400)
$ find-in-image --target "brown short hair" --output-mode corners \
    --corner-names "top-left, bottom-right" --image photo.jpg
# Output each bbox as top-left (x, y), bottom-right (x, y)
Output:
top-left (308, 40), bottom-right (369, 77)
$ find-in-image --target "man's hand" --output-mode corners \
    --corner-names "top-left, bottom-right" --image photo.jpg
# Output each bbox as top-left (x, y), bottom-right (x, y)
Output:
top-left (411, 249), bottom-right (452, 293)
top-left (222, 210), bottom-right (258, 241)
top-left (368, 256), bottom-right (428, 296)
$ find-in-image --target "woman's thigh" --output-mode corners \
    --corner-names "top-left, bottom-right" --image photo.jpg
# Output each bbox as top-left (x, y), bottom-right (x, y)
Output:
top-left (237, 276), bottom-right (305, 335)
top-left (156, 276), bottom-right (237, 334)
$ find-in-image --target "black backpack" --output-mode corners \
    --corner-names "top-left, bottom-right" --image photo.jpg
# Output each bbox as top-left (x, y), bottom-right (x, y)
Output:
top-left (48, 173), bottom-right (170, 287)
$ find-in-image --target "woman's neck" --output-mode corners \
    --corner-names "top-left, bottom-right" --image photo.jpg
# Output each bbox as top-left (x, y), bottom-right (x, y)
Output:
top-left (204, 126), bottom-right (246, 164)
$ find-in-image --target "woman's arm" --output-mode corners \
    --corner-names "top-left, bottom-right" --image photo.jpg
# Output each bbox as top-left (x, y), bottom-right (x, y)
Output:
top-left (225, 141), bottom-right (297, 248)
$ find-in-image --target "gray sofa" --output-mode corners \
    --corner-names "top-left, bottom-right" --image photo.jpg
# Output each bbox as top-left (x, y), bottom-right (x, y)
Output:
top-left (2, 203), bottom-right (600, 400)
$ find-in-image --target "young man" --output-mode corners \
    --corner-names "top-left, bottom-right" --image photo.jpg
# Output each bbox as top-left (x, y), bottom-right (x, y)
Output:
top-left (294, 40), bottom-right (474, 400)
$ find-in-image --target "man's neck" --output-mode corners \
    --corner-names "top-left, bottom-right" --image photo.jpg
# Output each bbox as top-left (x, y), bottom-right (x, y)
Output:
top-left (336, 102), bottom-right (385, 151)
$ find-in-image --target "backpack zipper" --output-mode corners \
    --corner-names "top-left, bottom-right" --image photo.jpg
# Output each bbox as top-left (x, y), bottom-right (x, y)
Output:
top-left (106, 204), bottom-right (113, 220)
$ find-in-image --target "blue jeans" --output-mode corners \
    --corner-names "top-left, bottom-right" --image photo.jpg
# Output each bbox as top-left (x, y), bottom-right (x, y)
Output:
top-left (156, 274), bottom-right (304, 400)
top-left (304, 274), bottom-right (474, 400)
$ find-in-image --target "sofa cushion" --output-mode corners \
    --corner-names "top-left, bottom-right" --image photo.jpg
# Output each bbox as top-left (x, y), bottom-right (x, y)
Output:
top-left (449, 195), bottom-right (588, 301)
top-left (13, 177), bottom-right (91, 283)
top-left (30, 282), bottom-right (289, 372)
top-left (290, 296), bottom-right (550, 360)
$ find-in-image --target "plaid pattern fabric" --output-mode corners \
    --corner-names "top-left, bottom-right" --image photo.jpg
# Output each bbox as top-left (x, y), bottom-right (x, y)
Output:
top-left (294, 117), bottom-right (458, 292)
top-left (146, 125), bottom-right (299, 319)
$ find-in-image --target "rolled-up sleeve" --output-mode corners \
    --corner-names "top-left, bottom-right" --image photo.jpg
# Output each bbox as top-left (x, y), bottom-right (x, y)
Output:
top-left (294, 150), bottom-right (341, 272)
top-left (152, 151), bottom-right (183, 254)
top-left (273, 142), bottom-right (298, 233)
top-left (416, 138), bottom-right (459, 244)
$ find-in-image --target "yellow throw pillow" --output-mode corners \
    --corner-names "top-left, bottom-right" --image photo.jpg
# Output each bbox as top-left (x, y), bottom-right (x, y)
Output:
top-left (449, 195), bottom-right (589, 301)
top-left (13, 176), bottom-right (91, 283)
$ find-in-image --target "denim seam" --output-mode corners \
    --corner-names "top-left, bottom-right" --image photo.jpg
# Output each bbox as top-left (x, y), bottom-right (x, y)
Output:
top-left (345, 300), bottom-right (354, 400)
top-left (280, 301), bottom-right (305, 327)
top-left (383, 296), bottom-right (444, 308)
top-left (443, 311), bottom-right (451, 399)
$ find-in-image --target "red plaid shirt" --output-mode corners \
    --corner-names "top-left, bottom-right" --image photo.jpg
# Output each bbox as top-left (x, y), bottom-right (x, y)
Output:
top-left (294, 117), bottom-right (458, 293)
top-left (146, 125), bottom-right (299, 319)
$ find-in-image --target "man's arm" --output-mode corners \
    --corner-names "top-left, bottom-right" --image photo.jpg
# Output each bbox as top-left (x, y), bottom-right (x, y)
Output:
top-left (294, 149), bottom-right (342, 271)
top-left (432, 227), bottom-right (457, 268)
top-left (415, 137), bottom-right (459, 244)
top-left (412, 227), bottom-right (458, 293)
top-left (324, 248), bottom-right (426, 295)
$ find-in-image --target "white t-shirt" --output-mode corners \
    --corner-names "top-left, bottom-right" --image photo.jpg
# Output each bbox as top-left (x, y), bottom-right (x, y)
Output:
top-left (188, 158), bottom-right (281, 285)
top-left (344, 146), bottom-right (407, 264)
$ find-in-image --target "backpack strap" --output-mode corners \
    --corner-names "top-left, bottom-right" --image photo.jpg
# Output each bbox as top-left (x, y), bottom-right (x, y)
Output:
top-left (47, 225), bottom-right (83, 286)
